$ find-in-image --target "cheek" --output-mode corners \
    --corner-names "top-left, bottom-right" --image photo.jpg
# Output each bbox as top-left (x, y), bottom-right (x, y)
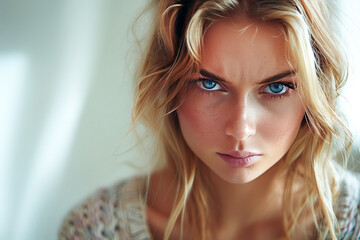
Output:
top-left (259, 99), bottom-right (305, 144)
top-left (177, 105), bottom-right (202, 133)
top-left (177, 96), bottom-right (223, 143)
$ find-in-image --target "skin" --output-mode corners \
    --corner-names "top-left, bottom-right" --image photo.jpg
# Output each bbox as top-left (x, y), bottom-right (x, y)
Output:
top-left (177, 18), bottom-right (305, 185)
top-left (147, 17), bottom-right (310, 239)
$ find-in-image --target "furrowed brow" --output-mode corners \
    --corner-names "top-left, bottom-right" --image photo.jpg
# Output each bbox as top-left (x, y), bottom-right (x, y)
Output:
top-left (199, 69), bottom-right (295, 84)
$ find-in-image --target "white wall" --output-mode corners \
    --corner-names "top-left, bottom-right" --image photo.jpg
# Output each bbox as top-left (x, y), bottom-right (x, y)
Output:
top-left (0, 0), bottom-right (147, 239)
top-left (339, 0), bottom-right (360, 143)
top-left (0, 0), bottom-right (359, 239)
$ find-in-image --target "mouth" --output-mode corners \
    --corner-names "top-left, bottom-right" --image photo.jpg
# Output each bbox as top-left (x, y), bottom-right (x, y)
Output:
top-left (217, 151), bottom-right (262, 168)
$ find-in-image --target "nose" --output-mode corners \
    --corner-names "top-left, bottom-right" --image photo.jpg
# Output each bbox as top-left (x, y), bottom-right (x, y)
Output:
top-left (224, 96), bottom-right (256, 141)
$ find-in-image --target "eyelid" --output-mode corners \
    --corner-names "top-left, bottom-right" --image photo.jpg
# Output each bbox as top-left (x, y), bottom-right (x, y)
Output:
top-left (258, 81), bottom-right (297, 96)
top-left (260, 81), bottom-right (296, 90)
top-left (196, 78), bottom-right (224, 91)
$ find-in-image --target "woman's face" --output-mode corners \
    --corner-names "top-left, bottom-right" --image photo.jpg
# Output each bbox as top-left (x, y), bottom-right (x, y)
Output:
top-left (177, 18), bottom-right (305, 184)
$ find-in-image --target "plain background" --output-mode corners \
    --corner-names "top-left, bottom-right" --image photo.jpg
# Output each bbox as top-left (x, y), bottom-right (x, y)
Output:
top-left (0, 0), bottom-right (359, 239)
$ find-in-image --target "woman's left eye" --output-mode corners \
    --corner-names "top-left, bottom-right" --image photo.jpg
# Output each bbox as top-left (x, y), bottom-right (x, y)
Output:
top-left (196, 79), bottom-right (222, 91)
top-left (263, 82), bottom-right (290, 95)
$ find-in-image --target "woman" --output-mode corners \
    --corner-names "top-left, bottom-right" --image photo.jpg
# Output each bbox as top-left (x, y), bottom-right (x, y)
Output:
top-left (59, 0), bottom-right (360, 239)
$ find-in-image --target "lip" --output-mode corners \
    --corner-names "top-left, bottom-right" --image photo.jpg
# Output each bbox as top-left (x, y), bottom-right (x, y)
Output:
top-left (217, 151), bottom-right (262, 168)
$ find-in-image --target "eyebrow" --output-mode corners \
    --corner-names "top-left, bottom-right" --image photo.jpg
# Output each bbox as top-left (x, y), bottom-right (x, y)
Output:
top-left (199, 69), bottom-right (296, 84)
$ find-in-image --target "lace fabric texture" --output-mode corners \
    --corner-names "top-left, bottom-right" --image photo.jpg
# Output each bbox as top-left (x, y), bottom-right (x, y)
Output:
top-left (335, 172), bottom-right (360, 239)
top-left (59, 177), bottom-right (150, 240)
top-left (59, 172), bottom-right (360, 240)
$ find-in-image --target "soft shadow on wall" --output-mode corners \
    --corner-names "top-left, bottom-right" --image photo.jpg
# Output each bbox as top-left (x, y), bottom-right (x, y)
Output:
top-left (0, 0), bottom-right (147, 239)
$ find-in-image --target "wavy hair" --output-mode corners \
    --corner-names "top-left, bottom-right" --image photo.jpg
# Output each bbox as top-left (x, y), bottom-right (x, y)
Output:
top-left (131, 0), bottom-right (352, 239)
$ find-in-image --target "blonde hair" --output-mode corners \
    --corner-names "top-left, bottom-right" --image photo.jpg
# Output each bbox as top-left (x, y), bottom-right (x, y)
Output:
top-left (131, 0), bottom-right (352, 239)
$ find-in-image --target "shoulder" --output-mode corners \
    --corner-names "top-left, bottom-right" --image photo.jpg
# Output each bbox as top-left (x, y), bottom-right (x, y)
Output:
top-left (336, 170), bottom-right (360, 239)
top-left (58, 176), bottom-right (151, 240)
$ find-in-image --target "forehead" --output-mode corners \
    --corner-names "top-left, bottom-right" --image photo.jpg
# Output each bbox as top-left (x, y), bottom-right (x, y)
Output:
top-left (200, 17), bottom-right (291, 83)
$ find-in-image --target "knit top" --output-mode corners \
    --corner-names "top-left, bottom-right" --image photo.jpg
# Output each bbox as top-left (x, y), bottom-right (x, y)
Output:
top-left (59, 172), bottom-right (360, 240)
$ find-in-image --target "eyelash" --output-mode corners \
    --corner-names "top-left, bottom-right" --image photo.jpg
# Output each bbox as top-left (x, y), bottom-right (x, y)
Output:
top-left (195, 78), bottom-right (223, 94)
top-left (260, 82), bottom-right (296, 100)
top-left (193, 78), bottom-right (296, 99)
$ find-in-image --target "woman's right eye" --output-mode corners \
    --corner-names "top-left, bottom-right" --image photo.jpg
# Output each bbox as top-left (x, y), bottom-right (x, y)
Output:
top-left (196, 78), bottom-right (222, 91)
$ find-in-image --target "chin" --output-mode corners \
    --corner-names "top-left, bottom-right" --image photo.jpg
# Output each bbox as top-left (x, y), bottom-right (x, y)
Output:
top-left (223, 174), bottom-right (260, 184)
top-left (214, 168), bottom-right (263, 185)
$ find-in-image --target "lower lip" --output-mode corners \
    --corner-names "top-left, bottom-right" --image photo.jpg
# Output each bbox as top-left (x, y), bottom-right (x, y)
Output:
top-left (217, 154), bottom-right (261, 168)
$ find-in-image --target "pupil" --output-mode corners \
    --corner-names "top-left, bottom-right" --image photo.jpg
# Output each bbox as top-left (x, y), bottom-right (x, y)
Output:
top-left (204, 80), bottom-right (216, 89)
top-left (270, 83), bottom-right (284, 93)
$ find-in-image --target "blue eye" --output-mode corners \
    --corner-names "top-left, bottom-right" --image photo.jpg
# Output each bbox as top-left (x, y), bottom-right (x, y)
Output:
top-left (203, 79), bottom-right (216, 89)
top-left (263, 82), bottom-right (287, 94)
top-left (197, 79), bottom-right (222, 91)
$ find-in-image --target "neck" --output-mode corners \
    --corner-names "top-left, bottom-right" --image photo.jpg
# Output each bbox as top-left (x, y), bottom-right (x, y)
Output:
top-left (146, 161), bottom-right (289, 239)
top-left (207, 160), bottom-right (287, 228)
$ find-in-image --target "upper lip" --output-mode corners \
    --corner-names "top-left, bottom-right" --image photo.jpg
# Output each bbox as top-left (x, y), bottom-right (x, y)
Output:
top-left (217, 151), bottom-right (261, 159)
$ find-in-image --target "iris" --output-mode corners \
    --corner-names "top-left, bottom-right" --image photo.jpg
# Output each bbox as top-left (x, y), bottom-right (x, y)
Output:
top-left (202, 79), bottom-right (217, 89)
top-left (268, 83), bottom-right (284, 94)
